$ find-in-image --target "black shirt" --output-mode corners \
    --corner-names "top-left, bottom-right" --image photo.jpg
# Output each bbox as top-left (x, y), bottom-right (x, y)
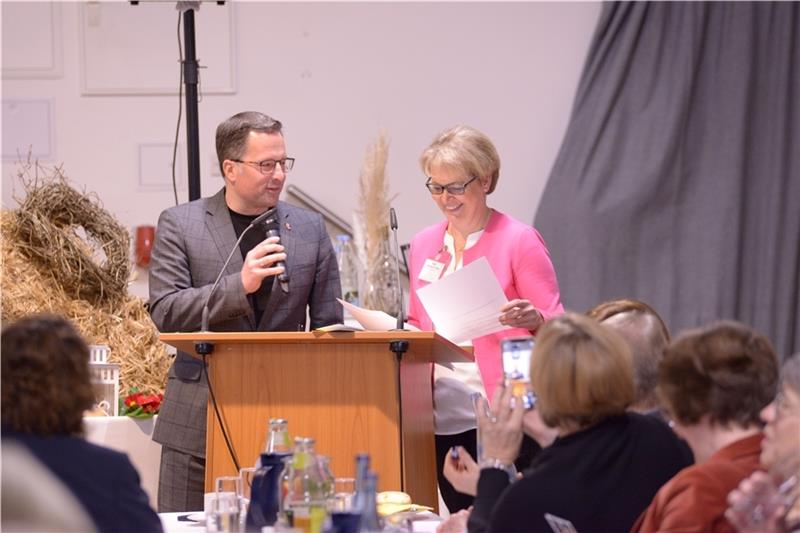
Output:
top-left (469, 413), bottom-right (694, 533)
top-left (229, 208), bottom-right (273, 327)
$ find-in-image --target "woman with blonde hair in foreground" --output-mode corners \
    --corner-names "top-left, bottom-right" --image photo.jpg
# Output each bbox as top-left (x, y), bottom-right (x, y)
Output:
top-left (464, 313), bottom-right (691, 533)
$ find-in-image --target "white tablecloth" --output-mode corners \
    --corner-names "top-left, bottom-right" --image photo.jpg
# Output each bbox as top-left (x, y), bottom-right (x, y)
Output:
top-left (160, 512), bottom-right (205, 532)
top-left (158, 512), bottom-right (441, 533)
top-left (84, 416), bottom-right (161, 509)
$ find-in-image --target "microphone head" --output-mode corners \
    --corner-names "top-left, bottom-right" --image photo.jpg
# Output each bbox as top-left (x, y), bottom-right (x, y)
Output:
top-left (389, 207), bottom-right (398, 230)
top-left (252, 207), bottom-right (278, 228)
top-left (254, 207), bottom-right (279, 232)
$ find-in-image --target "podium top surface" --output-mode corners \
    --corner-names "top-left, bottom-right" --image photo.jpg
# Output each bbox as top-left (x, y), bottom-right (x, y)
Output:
top-left (159, 330), bottom-right (473, 364)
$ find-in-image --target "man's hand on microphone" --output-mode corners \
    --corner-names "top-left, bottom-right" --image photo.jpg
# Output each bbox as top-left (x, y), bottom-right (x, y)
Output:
top-left (241, 236), bottom-right (286, 294)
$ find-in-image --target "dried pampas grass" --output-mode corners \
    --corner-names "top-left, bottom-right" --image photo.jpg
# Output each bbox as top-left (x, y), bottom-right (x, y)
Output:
top-left (355, 130), bottom-right (400, 314)
top-left (1, 161), bottom-right (169, 395)
top-left (357, 130), bottom-right (392, 268)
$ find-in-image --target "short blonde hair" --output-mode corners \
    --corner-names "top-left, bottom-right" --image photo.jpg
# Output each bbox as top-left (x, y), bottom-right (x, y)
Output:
top-left (419, 125), bottom-right (501, 193)
top-left (531, 313), bottom-right (635, 429)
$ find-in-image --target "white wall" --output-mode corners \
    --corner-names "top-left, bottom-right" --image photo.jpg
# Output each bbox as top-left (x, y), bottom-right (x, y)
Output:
top-left (2, 1), bottom-right (599, 249)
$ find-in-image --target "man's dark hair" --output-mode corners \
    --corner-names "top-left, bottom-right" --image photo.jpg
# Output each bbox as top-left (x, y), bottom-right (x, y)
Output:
top-left (2, 314), bottom-right (95, 436)
top-left (215, 111), bottom-right (283, 176)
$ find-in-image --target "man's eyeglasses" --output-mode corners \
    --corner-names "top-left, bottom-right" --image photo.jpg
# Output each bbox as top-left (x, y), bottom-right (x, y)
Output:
top-left (425, 175), bottom-right (478, 195)
top-left (232, 157), bottom-right (295, 175)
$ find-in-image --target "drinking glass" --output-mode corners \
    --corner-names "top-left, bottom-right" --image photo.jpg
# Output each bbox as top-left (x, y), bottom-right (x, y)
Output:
top-left (206, 492), bottom-right (241, 533)
top-left (327, 477), bottom-right (359, 533)
top-left (239, 467), bottom-right (257, 503)
top-left (216, 475), bottom-right (242, 498)
top-left (327, 477), bottom-right (356, 512)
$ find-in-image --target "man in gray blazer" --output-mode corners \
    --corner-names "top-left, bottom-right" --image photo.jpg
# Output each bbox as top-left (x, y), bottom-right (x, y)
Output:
top-left (148, 111), bottom-right (342, 512)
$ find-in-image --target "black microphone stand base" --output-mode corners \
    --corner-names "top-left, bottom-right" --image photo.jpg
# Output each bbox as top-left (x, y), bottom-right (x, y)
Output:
top-left (194, 340), bottom-right (215, 356)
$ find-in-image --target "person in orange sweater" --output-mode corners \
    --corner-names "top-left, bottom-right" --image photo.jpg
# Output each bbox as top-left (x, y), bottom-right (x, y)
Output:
top-left (633, 321), bottom-right (780, 533)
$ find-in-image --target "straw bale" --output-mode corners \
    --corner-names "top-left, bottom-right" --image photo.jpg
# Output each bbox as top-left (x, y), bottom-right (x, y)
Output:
top-left (11, 171), bottom-right (130, 304)
top-left (1, 164), bottom-right (169, 395)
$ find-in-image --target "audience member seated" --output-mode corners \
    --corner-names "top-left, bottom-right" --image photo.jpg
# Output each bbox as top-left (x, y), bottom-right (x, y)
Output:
top-left (2, 441), bottom-right (96, 532)
top-left (465, 313), bottom-right (692, 533)
top-left (586, 298), bottom-right (670, 416)
top-left (633, 320), bottom-right (779, 533)
top-left (1, 314), bottom-right (163, 533)
top-left (726, 353), bottom-right (800, 533)
top-left (442, 298), bottom-right (677, 502)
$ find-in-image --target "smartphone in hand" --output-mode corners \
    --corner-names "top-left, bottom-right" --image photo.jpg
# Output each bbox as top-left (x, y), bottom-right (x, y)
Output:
top-left (501, 336), bottom-right (536, 410)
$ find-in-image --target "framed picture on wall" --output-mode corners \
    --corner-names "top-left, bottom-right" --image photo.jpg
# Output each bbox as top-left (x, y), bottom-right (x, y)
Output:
top-left (78, 2), bottom-right (237, 95)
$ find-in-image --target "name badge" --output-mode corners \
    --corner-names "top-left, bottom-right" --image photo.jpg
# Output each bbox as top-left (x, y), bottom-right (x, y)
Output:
top-left (419, 258), bottom-right (446, 283)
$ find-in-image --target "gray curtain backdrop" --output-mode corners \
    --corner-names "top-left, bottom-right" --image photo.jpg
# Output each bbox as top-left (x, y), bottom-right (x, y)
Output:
top-left (534, 2), bottom-right (799, 358)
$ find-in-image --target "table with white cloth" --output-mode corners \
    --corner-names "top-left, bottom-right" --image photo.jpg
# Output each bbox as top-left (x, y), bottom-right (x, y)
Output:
top-left (83, 415), bottom-right (161, 509)
top-left (159, 512), bottom-right (205, 532)
top-left (158, 512), bottom-right (442, 532)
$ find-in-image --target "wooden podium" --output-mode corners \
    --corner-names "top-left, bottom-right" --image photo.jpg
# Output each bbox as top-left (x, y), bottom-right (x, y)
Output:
top-left (159, 331), bottom-right (471, 510)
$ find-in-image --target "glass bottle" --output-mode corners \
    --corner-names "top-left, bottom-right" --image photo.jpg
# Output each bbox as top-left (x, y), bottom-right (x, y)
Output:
top-left (335, 234), bottom-right (361, 307)
top-left (285, 437), bottom-right (327, 533)
top-left (263, 418), bottom-right (292, 454)
top-left (316, 455), bottom-right (335, 501)
top-left (356, 473), bottom-right (381, 533)
top-left (356, 453), bottom-right (369, 499)
top-left (364, 236), bottom-right (399, 316)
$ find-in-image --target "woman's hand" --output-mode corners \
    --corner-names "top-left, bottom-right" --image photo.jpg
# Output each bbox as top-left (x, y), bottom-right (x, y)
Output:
top-left (436, 508), bottom-right (471, 533)
top-left (499, 299), bottom-right (544, 332)
top-left (476, 382), bottom-right (524, 465)
top-left (443, 446), bottom-right (479, 497)
top-left (725, 471), bottom-right (788, 533)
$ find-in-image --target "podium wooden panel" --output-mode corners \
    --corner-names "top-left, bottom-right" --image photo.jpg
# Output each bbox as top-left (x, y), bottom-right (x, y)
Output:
top-left (159, 331), bottom-right (471, 510)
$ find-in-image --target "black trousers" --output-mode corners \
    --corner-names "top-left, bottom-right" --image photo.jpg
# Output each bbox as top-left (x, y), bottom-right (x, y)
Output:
top-left (435, 430), bottom-right (541, 513)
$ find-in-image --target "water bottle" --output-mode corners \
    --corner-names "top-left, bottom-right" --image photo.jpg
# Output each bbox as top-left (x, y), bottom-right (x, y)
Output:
top-left (356, 473), bottom-right (381, 533)
top-left (335, 235), bottom-right (361, 306)
top-left (355, 453), bottom-right (369, 498)
top-left (285, 437), bottom-right (328, 533)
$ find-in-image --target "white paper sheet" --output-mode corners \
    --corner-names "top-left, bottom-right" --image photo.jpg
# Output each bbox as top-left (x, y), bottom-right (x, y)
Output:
top-left (416, 256), bottom-right (509, 344)
top-left (337, 299), bottom-right (420, 332)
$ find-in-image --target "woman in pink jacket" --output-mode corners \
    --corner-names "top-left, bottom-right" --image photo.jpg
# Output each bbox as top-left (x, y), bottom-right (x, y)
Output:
top-left (406, 125), bottom-right (564, 513)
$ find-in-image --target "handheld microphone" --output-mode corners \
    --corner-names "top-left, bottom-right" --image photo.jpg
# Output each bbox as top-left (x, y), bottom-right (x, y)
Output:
top-left (201, 208), bottom-right (276, 332)
top-left (262, 217), bottom-right (290, 294)
top-left (389, 207), bottom-right (405, 331)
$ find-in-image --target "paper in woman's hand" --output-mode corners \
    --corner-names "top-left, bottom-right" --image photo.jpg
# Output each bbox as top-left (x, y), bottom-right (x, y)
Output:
top-left (416, 257), bottom-right (510, 344)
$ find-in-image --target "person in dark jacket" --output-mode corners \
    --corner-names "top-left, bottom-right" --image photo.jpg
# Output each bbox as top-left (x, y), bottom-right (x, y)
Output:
top-left (467, 313), bottom-right (692, 533)
top-left (1, 313), bottom-right (162, 533)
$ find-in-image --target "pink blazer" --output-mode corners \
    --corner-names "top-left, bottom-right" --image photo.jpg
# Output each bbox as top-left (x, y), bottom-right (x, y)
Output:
top-left (407, 210), bottom-right (564, 400)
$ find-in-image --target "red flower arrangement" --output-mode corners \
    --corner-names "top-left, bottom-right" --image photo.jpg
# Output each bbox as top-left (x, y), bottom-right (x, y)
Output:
top-left (119, 388), bottom-right (163, 419)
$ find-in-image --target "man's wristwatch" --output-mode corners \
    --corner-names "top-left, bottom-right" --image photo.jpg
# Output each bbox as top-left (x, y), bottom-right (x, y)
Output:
top-left (479, 457), bottom-right (517, 481)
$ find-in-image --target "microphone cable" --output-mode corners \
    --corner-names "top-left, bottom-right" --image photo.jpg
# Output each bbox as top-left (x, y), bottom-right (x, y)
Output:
top-left (202, 352), bottom-right (240, 472)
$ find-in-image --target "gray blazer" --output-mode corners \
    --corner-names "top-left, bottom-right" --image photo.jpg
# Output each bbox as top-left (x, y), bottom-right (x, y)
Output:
top-left (148, 188), bottom-right (342, 456)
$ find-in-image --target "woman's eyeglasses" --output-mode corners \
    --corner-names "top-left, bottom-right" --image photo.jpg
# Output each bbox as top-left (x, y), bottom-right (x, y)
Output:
top-left (425, 175), bottom-right (478, 195)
